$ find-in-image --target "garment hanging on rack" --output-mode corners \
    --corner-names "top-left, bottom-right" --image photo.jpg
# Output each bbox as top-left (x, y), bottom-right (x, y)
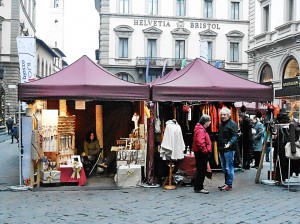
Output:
top-left (160, 120), bottom-right (185, 160)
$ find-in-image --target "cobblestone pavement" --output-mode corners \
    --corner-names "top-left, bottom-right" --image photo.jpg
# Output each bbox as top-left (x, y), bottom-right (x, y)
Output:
top-left (0, 139), bottom-right (299, 224)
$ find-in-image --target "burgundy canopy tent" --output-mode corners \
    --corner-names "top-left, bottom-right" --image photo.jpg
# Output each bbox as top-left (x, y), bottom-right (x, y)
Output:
top-left (18, 55), bottom-right (150, 101)
top-left (150, 69), bottom-right (178, 86)
top-left (151, 58), bottom-right (273, 102)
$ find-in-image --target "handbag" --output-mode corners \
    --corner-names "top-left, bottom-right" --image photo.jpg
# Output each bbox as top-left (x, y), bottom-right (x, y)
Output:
top-left (285, 142), bottom-right (300, 160)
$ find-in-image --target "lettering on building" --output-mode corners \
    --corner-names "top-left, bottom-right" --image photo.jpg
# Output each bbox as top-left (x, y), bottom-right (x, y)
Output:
top-left (134, 20), bottom-right (171, 27)
top-left (283, 80), bottom-right (299, 87)
top-left (133, 20), bottom-right (221, 30)
top-left (190, 22), bottom-right (220, 30)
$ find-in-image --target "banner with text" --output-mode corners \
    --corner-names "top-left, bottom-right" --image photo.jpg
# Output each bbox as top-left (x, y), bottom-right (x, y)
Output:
top-left (16, 36), bottom-right (37, 83)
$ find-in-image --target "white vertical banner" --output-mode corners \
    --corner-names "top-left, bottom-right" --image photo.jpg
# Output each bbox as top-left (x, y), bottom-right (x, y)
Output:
top-left (16, 36), bottom-right (37, 83)
top-left (200, 40), bottom-right (208, 63)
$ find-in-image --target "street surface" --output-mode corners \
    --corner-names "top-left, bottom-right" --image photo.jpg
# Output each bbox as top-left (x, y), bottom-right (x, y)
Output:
top-left (0, 134), bottom-right (299, 224)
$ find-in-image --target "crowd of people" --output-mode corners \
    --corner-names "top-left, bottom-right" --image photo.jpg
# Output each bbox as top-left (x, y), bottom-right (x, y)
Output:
top-left (191, 105), bottom-right (300, 194)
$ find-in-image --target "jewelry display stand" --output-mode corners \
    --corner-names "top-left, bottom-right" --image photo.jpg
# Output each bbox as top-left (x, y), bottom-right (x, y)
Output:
top-left (163, 160), bottom-right (176, 190)
top-left (57, 116), bottom-right (76, 167)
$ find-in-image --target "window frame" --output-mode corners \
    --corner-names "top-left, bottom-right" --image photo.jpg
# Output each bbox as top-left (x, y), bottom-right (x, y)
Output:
top-left (114, 25), bottom-right (134, 60)
top-left (147, 39), bottom-right (157, 58)
top-left (203, 0), bottom-right (213, 18)
top-left (119, 0), bottom-right (130, 14)
top-left (175, 40), bottom-right (186, 59)
top-left (226, 30), bottom-right (244, 63)
top-left (231, 1), bottom-right (240, 20)
top-left (176, 0), bottom-right (186, 16)
top-left (118, 37), bottom-right (129, 58)
top-left (147, 0), bottom-right (158, 15)
top-left (262, 3), bottom-right (270, 32)
top-left (229, 42), bottom-right (239, 62)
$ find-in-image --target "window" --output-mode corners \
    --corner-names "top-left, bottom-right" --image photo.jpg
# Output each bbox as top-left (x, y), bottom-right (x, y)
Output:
top-left (231, 2), bottom-right (239, 20)
top-left (230, 42), bottom-right (239, 62)
top-left (120, 0), bottom-right (129, 14)
top-left (284, 58), bottom-right (299, 79)
top-left (175, 40), bottom-right (185, 59)
top-left (287, 0), bottom-right (295, 21)
top-left (147, 39), bottom-right (157, 58)
top-left (119, 38), bottom-right (128, 58)
top-left (148, 0), bottom-right (158, 15)
top-left (114, 25), bottom-right (133, 60)
top-left (263, 5), bottom-right (270, 32)
top-left (117, 73), bottom-right (129, 81)
top-left (41, 59), bottom-right (44, 77)
top-left (226, 30), bottom-right (244, 63)
top-left (260, 64), bottom-right (273, 83)
top-left (54, 0), bottom-right (59, 8)
top-left (149, 73), bottom-right (160, 82)
top-left (207, 41), bottom-right (213, 62)
top-left (45, 62), bottom-right (48, 77)
top-left (204, 0), bottom-right (213, 18)
top-left (176, 0), bottom-right (186, 16)
top-left (37, 56), bottom-right (40, 76)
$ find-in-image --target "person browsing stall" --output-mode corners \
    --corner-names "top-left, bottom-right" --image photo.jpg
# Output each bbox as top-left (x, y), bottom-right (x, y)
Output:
top-left (217, 107), bottom-right (238, 191)
top-left (251, 116), bottom-right (265, 169)
top-left (192, 114), bottom-right (212, 194)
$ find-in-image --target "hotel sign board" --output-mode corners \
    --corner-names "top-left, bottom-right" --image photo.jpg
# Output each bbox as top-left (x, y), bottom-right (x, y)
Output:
top-left (282, 78), bottom-right (300, 88)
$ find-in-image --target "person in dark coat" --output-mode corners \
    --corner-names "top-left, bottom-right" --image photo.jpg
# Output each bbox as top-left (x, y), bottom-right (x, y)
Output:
top-left (6, 117), bottom-right (13, 135)
top-left (217, 107), bottom-right (238, 191)
top-left (11, 123), bottom-right (19, 143)
top-left (238, 113), bottom-right (253, 169)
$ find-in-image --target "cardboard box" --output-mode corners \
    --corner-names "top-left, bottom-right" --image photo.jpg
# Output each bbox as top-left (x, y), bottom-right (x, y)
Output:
top-left (115, 165), bottom-right (141, 188)
top-left (41, 170), bottom-right (61, 183)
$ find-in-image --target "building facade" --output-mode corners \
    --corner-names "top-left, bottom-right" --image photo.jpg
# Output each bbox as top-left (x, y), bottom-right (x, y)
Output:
top-left (0, 0), bottom-right (65, 125)
top-left (247, 0), bottom-right (300, 119)
top-left (95, 0), bottom-right (250, 84)
top-left (0, 0), bottom-right (36, 124)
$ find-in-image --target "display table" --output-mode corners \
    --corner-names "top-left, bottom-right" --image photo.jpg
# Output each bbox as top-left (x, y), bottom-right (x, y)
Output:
top-left (59, 167), bottom-right (87, 186)
top-left (177, 154), bottom-right (197, 177)
top-left (177, 154), bottom-right (212, 179)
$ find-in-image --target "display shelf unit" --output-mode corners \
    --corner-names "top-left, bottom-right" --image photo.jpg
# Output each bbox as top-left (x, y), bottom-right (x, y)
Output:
top-left (57, 116), bottom-right (76, 167)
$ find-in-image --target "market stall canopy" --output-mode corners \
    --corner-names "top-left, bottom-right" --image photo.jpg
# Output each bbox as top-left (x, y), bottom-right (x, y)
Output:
top-left (18, 55), bottom-right (150, 101)
top-left (151, 58), bottom-right (273, 102)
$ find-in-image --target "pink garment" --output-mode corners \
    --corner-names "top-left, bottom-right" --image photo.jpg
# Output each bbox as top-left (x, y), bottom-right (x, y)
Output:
top-left (160, 120), bottom-right (185, 160)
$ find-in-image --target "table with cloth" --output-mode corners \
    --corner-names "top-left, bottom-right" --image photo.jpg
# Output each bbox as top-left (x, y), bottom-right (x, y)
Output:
top-left (59, 167), bottom-right (87, 186)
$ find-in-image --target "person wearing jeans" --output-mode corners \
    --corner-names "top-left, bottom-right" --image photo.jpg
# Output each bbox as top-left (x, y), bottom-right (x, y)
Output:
top-left (217, 107), bottom-right (238, 191)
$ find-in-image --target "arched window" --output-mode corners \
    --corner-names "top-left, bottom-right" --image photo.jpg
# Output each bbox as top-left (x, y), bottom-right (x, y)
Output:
top-left (41, 59), bottom-right (44, 77)
top-left (284, 58), bottom-right (299, 79)
top-left (116, 72), bottom-right (135, 82)
top-left (45, 62), bottom-right (48, 77)
top-left (37, 56), bottom-right (40, 76)
top-left (260, 64), bottom-right (273, 83)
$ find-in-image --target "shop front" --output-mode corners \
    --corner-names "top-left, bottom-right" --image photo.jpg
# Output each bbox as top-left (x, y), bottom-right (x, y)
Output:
top-left (18, 56), bottom-right (150, 188)
top-left (149, 58), bottom-right (273, 186)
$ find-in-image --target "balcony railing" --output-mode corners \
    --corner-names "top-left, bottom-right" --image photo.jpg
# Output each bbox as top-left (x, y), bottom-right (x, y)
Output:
top-left (136, 57), bottom-right (225, 69)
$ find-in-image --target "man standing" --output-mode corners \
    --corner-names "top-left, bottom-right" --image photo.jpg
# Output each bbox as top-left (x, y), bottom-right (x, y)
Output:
top-left (218, 107), bottom-right (238, 191)
top-left (6, 117), bottom-right (13, 135)
top-left (251, 116), bottom-right (265, 168)
top-left (239, 113), bottom-right (253, 169)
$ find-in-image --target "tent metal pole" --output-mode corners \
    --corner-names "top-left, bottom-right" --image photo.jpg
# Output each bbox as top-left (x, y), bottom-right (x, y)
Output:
top-left (18, 100), bottom-right (22, 186)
